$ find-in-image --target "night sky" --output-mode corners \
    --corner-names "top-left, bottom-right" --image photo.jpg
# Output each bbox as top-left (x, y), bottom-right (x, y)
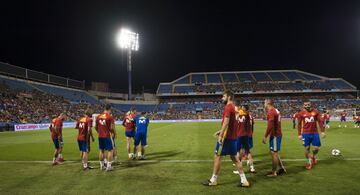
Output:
top-left (1, 1), bottom-right (360, 93)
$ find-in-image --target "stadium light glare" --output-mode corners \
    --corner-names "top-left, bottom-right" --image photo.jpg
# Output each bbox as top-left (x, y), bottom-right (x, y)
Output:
top-left (116, 28), bottom-right (139, 51)
top-left (116, 28), bottom-right (139, 100)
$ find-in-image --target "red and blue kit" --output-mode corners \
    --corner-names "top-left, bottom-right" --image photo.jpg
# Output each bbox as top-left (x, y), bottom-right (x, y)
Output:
top-left (298, 109), bottom-right (324, 147)
top-left (50, 118), bottom-right (63, 149)
top-left (265, 108), bottom-right (282, 152)
top-left (96, 112), bottom-right (115, 151)
top-left (75, 116), bottom-right (92, 152)
top-left (215, 102), bottom-right (238, 156)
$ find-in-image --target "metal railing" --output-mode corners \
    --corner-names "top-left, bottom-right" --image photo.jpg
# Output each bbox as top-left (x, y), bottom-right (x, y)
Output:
top-left (0, 62), bottom-right (85, 89)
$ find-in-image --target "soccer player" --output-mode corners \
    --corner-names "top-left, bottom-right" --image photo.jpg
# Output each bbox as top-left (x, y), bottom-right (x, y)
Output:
top-left (262, 99), bottom-right (286, 177)
top-left (297, 100), bottom-right (326, 170)
top-left (233, 104), bottom-right (255, 173)
top-left (49, 113), bottom-right (67, 165)
top-left (324, 111), bottom-right (330, 129)
top-left (339, 110), bottom-right (347, 128)
top-left (134, 111), bottom-right (150, 160)
top-left (122, 108), bottom-right (137, 159)
top-left (203, 90), bottom-right (249, 187)
top-left (292, 112), bottom-right (298, 129)
top-left (321, 111), bottom-right (330, 129)
top-left (353, 114), bottom-right (360, 128)
top-left (75, 109), bottom-right (93, 170)
top-left (244, 105), bottom-right (256, 173)
top-left (356, 115), bottom-right (360, 128)
top-left (95, 104), bottom-right (116, 171)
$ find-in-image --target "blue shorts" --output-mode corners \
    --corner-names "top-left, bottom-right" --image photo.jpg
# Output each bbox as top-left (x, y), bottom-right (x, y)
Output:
top-left (248, 136), bottom-right (253, 149)
top-left (98, 137), bottom-right (114, 151)
top-left (134, 132), bottom-right (147, 146)
top-left (78, 140), bottom-right (87, 152)
top-left (215, 138), bottom-right (237, 156)
top-left (52, 138), bottom-right (63, 149)
top-left (125, 131), bottom-right (135, 138)
top-left (269, 136), bottom-right (282, 152)
top-left (341, 118), bottom-right (346, 122)
top-left (237, 136), bottom-right (249, 153)
top-left (302, 133), bottom-right (321, 147)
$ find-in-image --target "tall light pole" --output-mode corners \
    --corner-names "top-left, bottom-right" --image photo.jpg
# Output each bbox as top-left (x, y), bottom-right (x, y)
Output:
top-left (116, 28), bottom-right (139, 100)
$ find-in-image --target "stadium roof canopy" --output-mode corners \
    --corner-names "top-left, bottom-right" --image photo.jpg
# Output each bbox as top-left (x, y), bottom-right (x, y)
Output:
top-left (157, 70), bottom-right (357, 96)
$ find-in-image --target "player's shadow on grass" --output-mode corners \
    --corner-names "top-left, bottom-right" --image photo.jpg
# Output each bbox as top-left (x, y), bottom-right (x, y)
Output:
top-left (146, 150), bottom-right (184, 159)
top-left (116, 160), bottom-right (159, 169)
top-left (114, 150), bottom-right (184, 169)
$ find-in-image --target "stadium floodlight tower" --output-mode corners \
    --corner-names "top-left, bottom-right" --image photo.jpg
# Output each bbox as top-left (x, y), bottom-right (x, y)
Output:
top-left (116, 28), bottom-right (139, 100)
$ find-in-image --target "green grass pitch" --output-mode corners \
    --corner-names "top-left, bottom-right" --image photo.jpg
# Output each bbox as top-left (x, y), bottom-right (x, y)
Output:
top-left (0, 120), bottom-right (360, 194)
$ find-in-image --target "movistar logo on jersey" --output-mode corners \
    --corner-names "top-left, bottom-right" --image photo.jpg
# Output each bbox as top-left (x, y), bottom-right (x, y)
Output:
top-left (139, 117), bottom-right (147, 124)
top-left (305, 117), bottom-right (315, 123)
top-left (238, 116), bottom-right (246, 122)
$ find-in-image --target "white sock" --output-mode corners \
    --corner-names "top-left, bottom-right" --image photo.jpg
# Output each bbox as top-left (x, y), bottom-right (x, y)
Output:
top-left (210, 174), bottom-right (217, 183)
top-left (107, 161), bottom-right (112, 168)
top-left (250, 165), bottom-right (255, 170)
top-left (137, 152), bottom-right (142, 157)
top-left (59, 154), bottom-right (62, 158)
top-left (239, 173), bottom-right (247, 183)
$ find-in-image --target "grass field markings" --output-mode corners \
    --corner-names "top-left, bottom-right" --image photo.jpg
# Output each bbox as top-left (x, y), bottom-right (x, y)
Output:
top-left (0, 157), bottom-right (357, 164)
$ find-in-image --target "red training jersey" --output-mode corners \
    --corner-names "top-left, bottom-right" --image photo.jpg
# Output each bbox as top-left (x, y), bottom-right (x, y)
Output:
top-left (265, 107), bottom-right (282, 137)
top-left (222, 102), bottom-right (237, 140)
top-left (50, 118), bottom-right (63, 139)
top-left (96, 112), bottom-right (114, 138)
top-left (236, 109), bottom-right (250, 137)
top-left (320, 113), bottom-right (326, 122)
top-left (75, 116), bottom-right (92, 141)
top-left (297, 108), bottom-right (324, 135)
top-left (122, 113), bottom-right (136, 131)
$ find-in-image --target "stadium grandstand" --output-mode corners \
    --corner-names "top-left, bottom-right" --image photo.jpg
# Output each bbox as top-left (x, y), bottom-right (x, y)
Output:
top-left (156, 70), bottom-right (359, 120)
top-left (0, 62), bottom-right (359, 131)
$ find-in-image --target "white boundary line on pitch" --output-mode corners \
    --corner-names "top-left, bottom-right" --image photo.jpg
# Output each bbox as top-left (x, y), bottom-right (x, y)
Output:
top-left (0, 157), bottom-right (358, 164)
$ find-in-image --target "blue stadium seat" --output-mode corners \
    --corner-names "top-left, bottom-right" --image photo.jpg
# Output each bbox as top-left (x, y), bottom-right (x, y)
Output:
top-left (206, 74), bottom-right (221, 83)
top-left (283, 71), bottom-right (304, 80)
top-left (174, 76), bottom-right (190, 84)
top-left (237, 73), bottom-right (254, 82)
top-left (191, 74), bottom-right (205, 83)
top-left (0, 77), bottom-right (35, 91)
top-left (31, 83), bottom-right (99, 104)
top-left (222, 73), bottom-right (238, 83)
top-left (268, 72), bottom-right (288, 81)
top-left (329, 80), bottom-right (354, 90)
top-left (174, 85), bottom-right (194, 93)
top-left (252, 72), bottom-right (271, 81)
top-left (158, 84), bottom-right (172, 94)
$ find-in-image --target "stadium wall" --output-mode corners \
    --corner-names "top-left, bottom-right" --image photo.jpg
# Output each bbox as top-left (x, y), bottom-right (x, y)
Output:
top-left (12, 117), bottom-right (355, 131)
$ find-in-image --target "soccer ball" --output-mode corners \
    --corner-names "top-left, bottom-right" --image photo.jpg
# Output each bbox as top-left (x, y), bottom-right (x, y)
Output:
top-left (331, 149), bottom-right (341, 156)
